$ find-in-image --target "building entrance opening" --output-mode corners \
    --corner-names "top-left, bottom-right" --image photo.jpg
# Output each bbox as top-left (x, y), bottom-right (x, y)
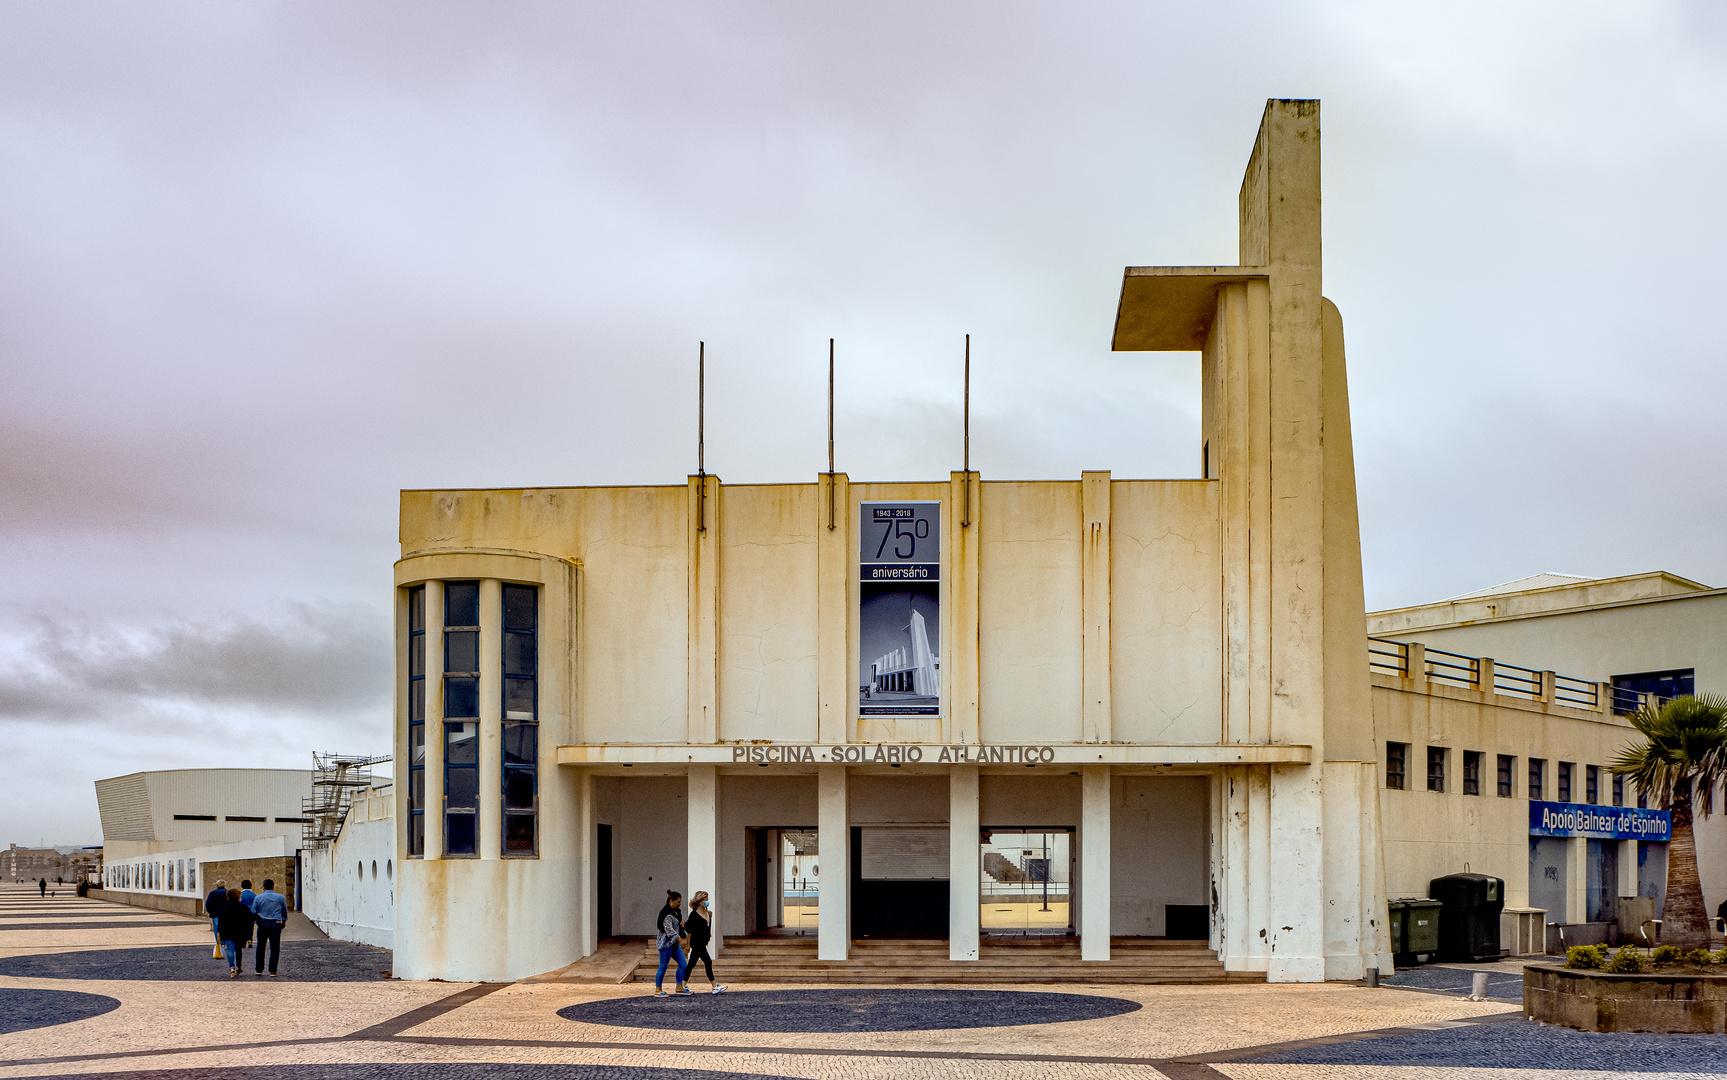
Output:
top-left (745, 827), bottom-right (818, 936)
top-left (597, 823), bottom-right (613, 940)
top-left (852, 825), bottom-right (949, 938)
top-left (980, 829), bottom-right (1073, 937)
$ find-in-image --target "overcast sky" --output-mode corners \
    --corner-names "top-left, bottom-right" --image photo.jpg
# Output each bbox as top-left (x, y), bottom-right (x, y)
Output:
top-left (4, 2), bottom-right (1724, 845)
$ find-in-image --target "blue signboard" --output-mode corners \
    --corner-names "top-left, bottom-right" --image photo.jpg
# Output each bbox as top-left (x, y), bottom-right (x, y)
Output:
top-left (1528, 800), bottom-right (1670, 841)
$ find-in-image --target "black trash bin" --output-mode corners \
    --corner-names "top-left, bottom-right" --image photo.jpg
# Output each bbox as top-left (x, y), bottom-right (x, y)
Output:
top-left (1429, 872), bottom-right (1504, 962)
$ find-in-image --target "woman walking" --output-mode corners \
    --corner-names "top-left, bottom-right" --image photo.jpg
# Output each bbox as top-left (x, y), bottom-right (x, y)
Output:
top-left (685, 892), bottom-right (727, 995)
top-left (653, 890), bottom-right (691, 997)
top-left (215, 888), bottom-right (255, 979)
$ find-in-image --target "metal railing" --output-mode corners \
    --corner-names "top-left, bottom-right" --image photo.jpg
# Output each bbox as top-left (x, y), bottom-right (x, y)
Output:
top-left (1368, 638), bottom-right (1408, 677)
top-left (1554, 674), bottom-right (1600, 710)
top-left (1493, 660), bottom-right (1542, 700)
top-left (1423, 646), bottom-right (1480, 689)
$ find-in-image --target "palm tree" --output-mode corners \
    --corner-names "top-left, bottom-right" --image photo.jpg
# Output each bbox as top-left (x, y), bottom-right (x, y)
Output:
top-left (1610, 694), bottom-right (1727, 950)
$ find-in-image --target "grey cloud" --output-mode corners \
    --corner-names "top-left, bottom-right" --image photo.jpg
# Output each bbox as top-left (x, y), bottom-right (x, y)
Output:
top-left (0, 603), bottom-right (390, 725)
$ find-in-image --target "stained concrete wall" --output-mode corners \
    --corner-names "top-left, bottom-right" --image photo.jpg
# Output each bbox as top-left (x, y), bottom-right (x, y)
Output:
top-left (302, 785), bottom-right (395, 948)
top-left (1111, 776), bottom-right (1209, 937)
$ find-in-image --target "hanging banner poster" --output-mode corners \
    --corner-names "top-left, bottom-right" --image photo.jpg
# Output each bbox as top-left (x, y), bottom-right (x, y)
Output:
top-left (858, 501), bottom-right (941, 717)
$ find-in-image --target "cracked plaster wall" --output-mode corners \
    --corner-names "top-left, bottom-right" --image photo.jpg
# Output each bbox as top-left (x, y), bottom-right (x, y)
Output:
top-left (718, 484), bottom-right (819, 743)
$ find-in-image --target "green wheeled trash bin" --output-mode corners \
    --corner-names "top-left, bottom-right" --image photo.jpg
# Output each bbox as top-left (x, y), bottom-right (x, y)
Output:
top-left (1430, 872), bottom-right (1505, 962)
top-left (1394, 898), bottom-right (1443, 964)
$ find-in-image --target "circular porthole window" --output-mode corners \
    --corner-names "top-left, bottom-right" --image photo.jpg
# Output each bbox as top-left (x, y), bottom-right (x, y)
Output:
top-left (357, 861), bottom-right (364, 878)
top-left (371, 860), bottom-right (378, 879)
top-left (386, 859), bottom-right (393, 879)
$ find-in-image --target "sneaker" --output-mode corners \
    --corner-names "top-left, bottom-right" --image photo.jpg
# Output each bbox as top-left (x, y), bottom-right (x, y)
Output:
top-left (712, 985), bottom-right (728, 994)
top-left (655, 990), bottom-right (668, 997)
top-left (228, 969), bottom-right (237, 979)
top-left (268, 972), bottom-right (278, 977)
top-left (675, 986), bottom-right (693, 995)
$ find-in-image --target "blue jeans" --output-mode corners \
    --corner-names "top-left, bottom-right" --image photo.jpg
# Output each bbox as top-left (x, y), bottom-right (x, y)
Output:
top-left (221, 939), bottom-right (240, 970)
top-left (655, 945), bottom-right (688, 988)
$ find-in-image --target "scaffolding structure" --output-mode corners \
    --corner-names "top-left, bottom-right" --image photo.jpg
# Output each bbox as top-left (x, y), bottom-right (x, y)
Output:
top-left (301, 752), bottom-right (390, 849)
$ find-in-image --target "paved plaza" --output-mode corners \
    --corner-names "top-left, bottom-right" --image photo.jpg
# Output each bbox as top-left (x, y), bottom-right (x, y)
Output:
top-left (1, 885), bottom-right (1722, 1080)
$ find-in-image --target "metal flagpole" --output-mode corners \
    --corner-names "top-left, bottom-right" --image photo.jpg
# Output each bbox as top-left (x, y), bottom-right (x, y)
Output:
top-left (698, 341), bottom-right (706, 534)
top-left (828, 338), bottom-right (836, 532)
top-left (962, 334), bottom-right (971, 527)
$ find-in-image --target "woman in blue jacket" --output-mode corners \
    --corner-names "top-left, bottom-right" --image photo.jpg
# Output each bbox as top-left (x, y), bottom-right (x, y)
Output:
top-left (653, 891), bottom-right (690, 996)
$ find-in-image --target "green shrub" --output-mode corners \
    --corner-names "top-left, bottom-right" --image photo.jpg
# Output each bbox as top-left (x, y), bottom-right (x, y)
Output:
top-left (1713, 947), bottom-right (1727, 965)
top-left (1604, 946), bottom-right (1647, 974)
top-left (1652, 944), bottom-right (1680, 966)
top-left (1566, 944), bottom-right (1608, 969)
top-left (1683, 948), bottom-right (1714, 966)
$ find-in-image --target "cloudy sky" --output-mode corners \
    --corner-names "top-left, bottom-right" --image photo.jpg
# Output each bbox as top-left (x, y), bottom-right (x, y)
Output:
top-left (3, 2), bottom-right (1724, 845)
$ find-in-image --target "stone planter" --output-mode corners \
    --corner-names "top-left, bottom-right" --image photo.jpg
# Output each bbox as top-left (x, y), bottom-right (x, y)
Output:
top-left (1525, 963), bottom-right (1727, 1033)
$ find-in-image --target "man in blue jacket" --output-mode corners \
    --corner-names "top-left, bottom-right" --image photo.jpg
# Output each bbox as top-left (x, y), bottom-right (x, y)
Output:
top-left (251, 878), bottom-right (289, 977)
top-left (203, 880), bottom-right (228, 950)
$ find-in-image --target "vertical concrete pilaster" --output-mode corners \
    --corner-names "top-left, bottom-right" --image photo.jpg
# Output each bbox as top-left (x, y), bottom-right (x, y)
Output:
top-left (687, 765), bottom-right (720, 956)
top-left (948, 471), bottom-right (981, 745)
top-left (949, 765), bottom-right (980, 961)
top-left (1081, 765), bottom-right (1112, 961)
top-left (478, 579), bottom-right (503, 861)
top-left (1081, 471), bottom-right (1111, 744)
top-left (688, 474), bottom-right (721, 744)
top-left (577, 769), bottom-right (597, 958)
top-left (1566, 836), bottom-right (1589, 925)
top-left (817, 473), bottom-right (851, 744)
top-left (818, 764), bottom-right (849, 960)
top-left (1617, 839), bottom-right (1639, 902)
top-left (424, 580), bottom-right (445, 861)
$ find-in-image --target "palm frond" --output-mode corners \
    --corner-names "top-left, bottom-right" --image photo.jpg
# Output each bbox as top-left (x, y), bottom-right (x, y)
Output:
top-left (1611, 695), bottom-right (1727, 815)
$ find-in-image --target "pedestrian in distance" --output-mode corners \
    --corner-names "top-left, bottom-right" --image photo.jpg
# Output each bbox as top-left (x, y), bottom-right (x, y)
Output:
top-left (204, 880), bottom-right (228, 957)
top-left (251, 878), bottom-right (288, 977)
top-left (37, 878), bottom-right (45, 898)
top-left (240, 880), bottom-right (256, 909)
top-left (216, 888), bottom-right (255, 979)
top-left (684, 892), bottom-right (727, 995)
top-left (653, 890), bottom-right (691, 997)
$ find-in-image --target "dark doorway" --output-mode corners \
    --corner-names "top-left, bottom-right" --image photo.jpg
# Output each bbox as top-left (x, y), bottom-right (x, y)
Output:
top-left (851, 825), bottom-right (950, 938)
top-left (597, 824), bottom-right (613, 940)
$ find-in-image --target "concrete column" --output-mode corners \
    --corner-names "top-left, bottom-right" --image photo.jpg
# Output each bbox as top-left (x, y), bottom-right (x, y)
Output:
top-left (688, 765), bottom-right (720, 957)
top-left (1477, 657), bottom-right (1496, 698)
top-left (1081, 471), bottom-right (1111, 744)
top-left (1565, 836), bottom-right (1588, 925)
top-left (1081, 765), bottom-right (1111, 961)
top-left (818, 764), bottom-right (849, 960)
top-left (424, 580), bottom-right (445, 860)
top-left (577, 770), bottom-right (597, 957)
top-left (949, 765), bottom-right (980, 961)
top-left (1405, 642), bottom-right (1426, 684)
top-left (478, 579), bottom-right (503, 860)
top-left (1617, 838), bottom-right (1639, 901)
top-left (688, 474), bottom-right (721, 743)
top-left (1599, 682), bottom-right (1614, 714)
top-left (1538, 671), bottom-right (1557, 704)
top-left (816, 472), bottom-right (851, 744)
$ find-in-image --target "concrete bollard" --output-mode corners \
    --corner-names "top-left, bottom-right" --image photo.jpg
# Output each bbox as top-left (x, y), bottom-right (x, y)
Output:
top-left (1470, 971), bottom-right (1490, 1001)
top-left (1364, 967), bottom-right (1379, 988)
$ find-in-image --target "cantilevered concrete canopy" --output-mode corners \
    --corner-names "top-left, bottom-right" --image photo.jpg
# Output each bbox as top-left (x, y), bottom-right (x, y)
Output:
top-left (1110, 265), bottom-right (1268, 351)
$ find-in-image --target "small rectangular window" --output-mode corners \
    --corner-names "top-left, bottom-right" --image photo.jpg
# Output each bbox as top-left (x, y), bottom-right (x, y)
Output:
top-left (1637, 784), bottom-right (1647, 809)
top-left (1585, 765), bottom-right (1599, 805)
top-left (1462, 751), bottom-right (1482, 796)
top-left (1611, 668), bottom-right (1694, 715)
top-left (444, 720), bottom-right (479, 857)
top-left (1385, 742), bottom-right (1407, 790)
top-left (225, 816), bottom-right (267, 822)
top-left (1427, 746), bottom-right (1447, 792)
top-left (1497, 754), bottom-right (1515, 797)
top-left (1529, 758), bottom-right (1545, 800)
top-left (172, 814), bottom-right (216, 821)
top-left (1558, 761), bottom-right (1574, 802)
top-left (1612, 774), bottom-right (1624, 807)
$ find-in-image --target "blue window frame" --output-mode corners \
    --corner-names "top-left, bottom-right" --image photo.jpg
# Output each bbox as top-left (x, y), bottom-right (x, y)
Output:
top-left (502, 584), bottom-right (538, 856)
top-left (443, 582), bottom-right (480, 856)
top-left (1611, 668), bottom-right (1694, 714)
top-left (407, 585), bottom-right (426, 857)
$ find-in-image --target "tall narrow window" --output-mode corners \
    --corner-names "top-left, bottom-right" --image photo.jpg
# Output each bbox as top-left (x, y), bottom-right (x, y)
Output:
top-left (1497, 754), bottom-right (1515, 797)
top-left (1585, 765), bottom-right (1599, 805)
top-left (1528, 758), bottom-right (1545, 800)
top-left (1427, 746), bottom-right (1447, 792)
top-left (443, 581), bottom-right (480, 856)
top-left (407, 585), bottom-right (426, 857)
top-left (1558, 761), bottom-right (1574, 803)
top-left (1462, 751), bottom-right (1482, 796)
top-left (1612, 774), bottom-right (1624, 807)
top-left (1385, 742), bottom-right (1407, 790)
top-left (502, 584), bottom-right (538, 856)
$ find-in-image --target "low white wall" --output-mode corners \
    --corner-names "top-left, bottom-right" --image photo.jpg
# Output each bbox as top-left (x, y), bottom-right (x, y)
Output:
top-left (301, 786), bottom-right (395, 949)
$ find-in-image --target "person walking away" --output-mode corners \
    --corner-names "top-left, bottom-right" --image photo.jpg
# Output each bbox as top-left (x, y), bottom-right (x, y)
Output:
top-left (37, 878), bottom-right (45, 898)
top-left (204, 880), bottom-right (228, 957)
top-left (240, 880), bottom-right (256, 909)
top-left (252, 878), bottom-right (288, 977)
top-left (653, 890), bottom-right (691, 997)
top-left (685, 892), bottom-right (727, 994)
top-left (216, 889), bottom-right (255, 979)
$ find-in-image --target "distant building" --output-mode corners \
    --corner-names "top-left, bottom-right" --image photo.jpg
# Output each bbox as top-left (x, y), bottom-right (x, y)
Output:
top-left (1, 844), bottom-right (95, 883)
top-left (94, 769), bottom-right (312, 909)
